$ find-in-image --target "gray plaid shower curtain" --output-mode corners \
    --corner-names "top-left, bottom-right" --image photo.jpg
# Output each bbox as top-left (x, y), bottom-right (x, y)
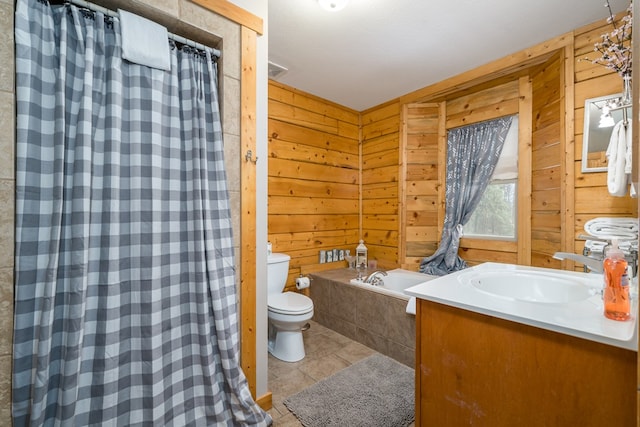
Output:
top-left (13, 0), bottom-right (270, 425)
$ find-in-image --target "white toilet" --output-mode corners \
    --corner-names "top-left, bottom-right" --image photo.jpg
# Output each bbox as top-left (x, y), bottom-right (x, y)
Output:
top-left (267, 253), bottom-right (314, 362)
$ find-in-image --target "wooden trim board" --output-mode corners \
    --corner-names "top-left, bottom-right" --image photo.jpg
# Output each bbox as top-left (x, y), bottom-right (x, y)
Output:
top-left (240, 26), bottom-right (258, 397)
top-left (256, 392), bottom-right (272, 411)
top-left (517, 76), bottom-right (532, 265)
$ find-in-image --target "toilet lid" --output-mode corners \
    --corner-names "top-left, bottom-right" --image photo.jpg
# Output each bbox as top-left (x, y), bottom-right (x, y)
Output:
top-left (268, 292), bottom-right (313, 315)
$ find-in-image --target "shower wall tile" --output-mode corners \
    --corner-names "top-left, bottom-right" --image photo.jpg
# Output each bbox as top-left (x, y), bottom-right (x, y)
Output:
top-left (225, 132), bottom-right (240, 259)
top-left (0, 180), bottom-right (14, 270)
top-left (218, 25), bottom-right (240, 81)
top-left (179, 0), bottom-right (241, 80)
top-left (0, 355), bottom-right (10, 420)
top-left (0, 2), bottom-right (14, 93)
top-left (0, 91), bottom-right (14, 180)
top-left (228, 190), bottom-right (240, 243)
top-left (135, 0), bottom-right (179, 17)
top-left (0, 268), bottom-right (13, 356)
top-left (223, 133), bottom-right (240, 193)
top-left (223, 76), bottom-right (241, 137)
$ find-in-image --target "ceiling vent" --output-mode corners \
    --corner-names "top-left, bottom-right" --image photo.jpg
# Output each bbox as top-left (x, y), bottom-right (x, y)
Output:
top-left (268, 61), bottom-right (288, 80)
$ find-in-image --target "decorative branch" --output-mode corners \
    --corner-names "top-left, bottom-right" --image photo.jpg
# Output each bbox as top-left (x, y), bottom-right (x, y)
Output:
top-left (591, 1), bottom-right (633, 76)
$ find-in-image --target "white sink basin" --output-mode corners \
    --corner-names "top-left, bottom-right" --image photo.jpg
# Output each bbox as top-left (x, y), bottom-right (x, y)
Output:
top-left (466, 271), bottom-right (596, 304)
top-left (404, 262), bottom-right (637, 351)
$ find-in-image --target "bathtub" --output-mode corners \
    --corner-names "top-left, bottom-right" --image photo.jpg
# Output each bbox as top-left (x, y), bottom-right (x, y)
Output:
top-left (349, 268), bottom-right (436, 300)
top-left (309, 268), bottom-right (436, 367)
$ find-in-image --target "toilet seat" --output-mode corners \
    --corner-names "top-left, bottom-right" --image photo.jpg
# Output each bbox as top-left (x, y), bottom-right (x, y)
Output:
top-left (268, 292), bottom-right (313, 315)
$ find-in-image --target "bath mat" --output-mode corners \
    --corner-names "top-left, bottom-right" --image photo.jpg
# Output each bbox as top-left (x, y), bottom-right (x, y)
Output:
top-left (283, 353), bottom-right (414, 427)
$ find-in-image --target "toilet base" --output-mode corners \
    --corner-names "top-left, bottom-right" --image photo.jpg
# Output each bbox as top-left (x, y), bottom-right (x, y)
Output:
top-left (268, 329), bottom-right (306, 362)
top-left (267, 306), bottom-right (313, 363)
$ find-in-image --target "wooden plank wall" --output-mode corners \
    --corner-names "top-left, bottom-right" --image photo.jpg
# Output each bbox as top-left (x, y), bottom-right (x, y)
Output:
top-left (447, 81), bottom-right (521, 266)
top-left (401, 103), bottom-right (441, 269)
top-left (361, 101), bottom-right (402, 269)
top-left (573, 17), bottom-right (638, 264)
top-left (267, 81), bottom-right (360, 291)
top-left (267, 13), bottom-right (638, 281)
top-left (530, 52), bottom-right (564, 268)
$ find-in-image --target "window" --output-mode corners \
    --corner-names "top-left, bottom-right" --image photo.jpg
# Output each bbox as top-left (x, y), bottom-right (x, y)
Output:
top-left (464, 180), bottom-right (517, 240)
top-left (464, 116), bottom-right (518, 240)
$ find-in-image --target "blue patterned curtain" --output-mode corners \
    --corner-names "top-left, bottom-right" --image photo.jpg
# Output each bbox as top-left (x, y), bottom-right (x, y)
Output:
top-left (13, 1), bottom-right (270, 425)
top-left (420, 116), bottom-right (513, 276)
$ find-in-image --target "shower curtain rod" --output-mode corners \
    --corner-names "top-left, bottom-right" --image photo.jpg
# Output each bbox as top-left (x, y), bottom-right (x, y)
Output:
top-left (65, 0), bottom-right (221, 58)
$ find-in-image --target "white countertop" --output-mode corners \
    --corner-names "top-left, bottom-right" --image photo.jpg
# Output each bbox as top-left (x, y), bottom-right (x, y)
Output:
top-left (404, 262), bottom-right (638, 351)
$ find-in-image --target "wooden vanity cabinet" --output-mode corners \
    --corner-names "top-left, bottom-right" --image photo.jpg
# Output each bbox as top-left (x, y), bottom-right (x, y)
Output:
top-left (415, 299), bottom-right (636, 426)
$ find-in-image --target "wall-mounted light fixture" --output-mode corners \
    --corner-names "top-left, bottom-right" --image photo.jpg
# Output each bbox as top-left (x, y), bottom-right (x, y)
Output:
top-left (596, 96), bottom-right (630, 128)
top-left (318, 0), bottom-right (349, 12)
top-left (599, 104), bottom-right (615, 128)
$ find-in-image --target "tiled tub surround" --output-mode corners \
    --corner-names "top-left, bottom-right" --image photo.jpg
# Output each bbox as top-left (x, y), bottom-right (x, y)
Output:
top-left (309, 268), bottom-right (423, 367)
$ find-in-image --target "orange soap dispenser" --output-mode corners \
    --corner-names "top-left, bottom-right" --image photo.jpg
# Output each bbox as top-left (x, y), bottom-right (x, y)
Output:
top-left (603, 239), bottom-right (630, 321)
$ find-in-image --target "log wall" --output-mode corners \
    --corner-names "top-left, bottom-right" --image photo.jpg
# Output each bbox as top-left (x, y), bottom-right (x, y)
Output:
top-left (267, 82), bottom-right (360, 291)
top-left (530, 52), bottom-right (565, 268)
top-left (360, 101), bottom-right (402, 269)
top-left (400, 103), bottom-right (441, 269)
top-left (267, 12), bottom-right (639, 421)
top-left (574, 17), bottom-right (638, 265)
top-left (268, 13), bottom-right (637, 283)
top-left (447, 80), bottom-right (521, 267)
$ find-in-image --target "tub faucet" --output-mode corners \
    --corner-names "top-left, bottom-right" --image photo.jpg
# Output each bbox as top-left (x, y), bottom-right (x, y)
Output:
top-left (552, 252), bottom-right (603, 273)
top-left (365, 270), bottom-right (388, 285)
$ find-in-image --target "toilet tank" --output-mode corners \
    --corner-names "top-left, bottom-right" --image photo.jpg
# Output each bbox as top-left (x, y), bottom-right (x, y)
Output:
top-left (267, 253), bottom-right (290, 295)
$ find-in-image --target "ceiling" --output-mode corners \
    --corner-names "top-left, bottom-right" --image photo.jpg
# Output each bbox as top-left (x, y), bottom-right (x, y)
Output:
top-left (268, 0), bottom-right (630, 111)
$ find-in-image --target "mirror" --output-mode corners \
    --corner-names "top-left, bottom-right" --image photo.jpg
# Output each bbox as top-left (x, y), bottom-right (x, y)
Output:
top-left (582, 93), bottom-right (631, 173)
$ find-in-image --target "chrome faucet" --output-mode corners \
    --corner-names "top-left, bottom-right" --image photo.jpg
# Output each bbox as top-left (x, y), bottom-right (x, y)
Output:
top-left (364, 270), bottom-right (388, 285)
top-left (552, 252), bottom-right (603, 273)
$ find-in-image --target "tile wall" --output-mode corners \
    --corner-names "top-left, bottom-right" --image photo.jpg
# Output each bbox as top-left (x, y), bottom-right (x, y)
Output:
top-left (309, 269), bottom-right (416, 367)
top-left (0, 0), bottom-right (15, 418)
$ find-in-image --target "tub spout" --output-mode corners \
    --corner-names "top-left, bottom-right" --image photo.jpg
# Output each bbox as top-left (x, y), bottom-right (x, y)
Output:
top-left (552, 252), bottom-right (603, 273)
top-left (365, 270), bottom-right (388, 285)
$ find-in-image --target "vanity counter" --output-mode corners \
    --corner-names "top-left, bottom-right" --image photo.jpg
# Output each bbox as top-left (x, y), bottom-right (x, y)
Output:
top-left (408, 263), bottom-right (636, 426)
top-left (405, 262), bottom-right (637, 351)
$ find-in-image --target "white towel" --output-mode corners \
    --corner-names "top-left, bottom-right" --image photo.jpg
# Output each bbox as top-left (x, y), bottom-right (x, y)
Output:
top-left (606, 120), bottom-right (630, 197)
top-left (405, 297), bottom-right (416, 315)
top-left (625, 122), bottom-right (635, 197)
top-left (584, 217), bottom-right (638, 241)
top-left (118, 9), bottom-right (171, 71)
top-left (624, 120), bottom-right (633, 175)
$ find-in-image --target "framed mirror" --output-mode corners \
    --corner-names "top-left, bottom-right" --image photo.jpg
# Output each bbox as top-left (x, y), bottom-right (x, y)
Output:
top-left (582, 93), bottom-right (631, 173)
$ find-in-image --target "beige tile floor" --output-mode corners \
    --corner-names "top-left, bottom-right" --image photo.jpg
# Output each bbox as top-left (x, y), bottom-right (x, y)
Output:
top-left (267, 320), bottom-right (415, 427)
